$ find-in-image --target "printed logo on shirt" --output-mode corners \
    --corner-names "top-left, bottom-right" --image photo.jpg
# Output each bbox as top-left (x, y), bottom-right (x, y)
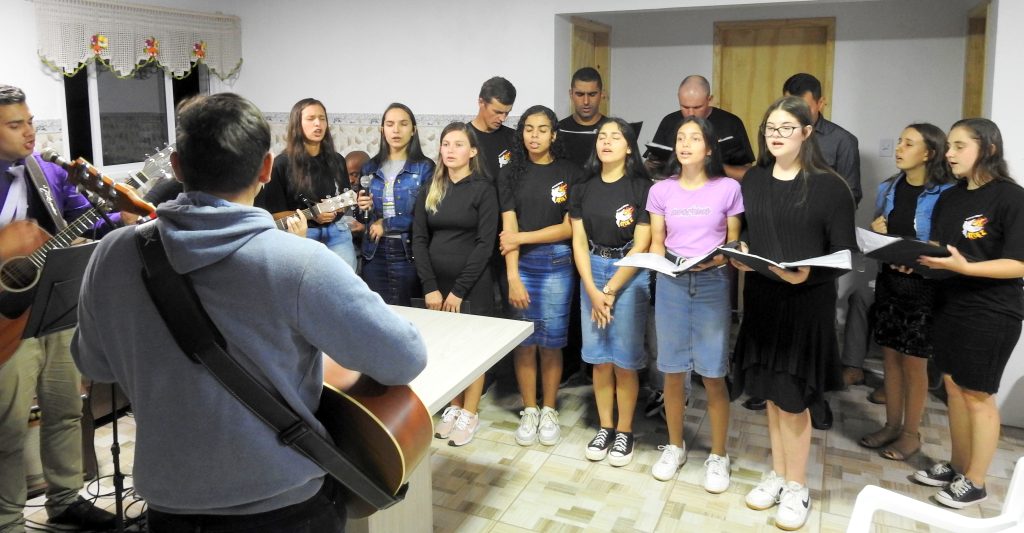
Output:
top-left (615, 204), bottom-right (636, 228)
top-left (498, 150), bottom-right (512, 168)
top-left (962, 214), bottom-right (989, 240)
top-left (551, 181), bottom-right (568, 204)
top-left (668, 205), bottom-right (712, 217)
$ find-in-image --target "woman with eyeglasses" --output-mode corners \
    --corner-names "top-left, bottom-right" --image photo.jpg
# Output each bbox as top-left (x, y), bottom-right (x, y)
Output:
top-left (729, 96), bottom-right (855, 530)
top-left (571, 118), bottom-right (652, 468)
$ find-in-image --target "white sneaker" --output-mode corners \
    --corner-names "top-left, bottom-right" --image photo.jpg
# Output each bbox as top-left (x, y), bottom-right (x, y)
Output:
top-left (515, 407), bottom-right (539, 446)
top-left (651, 444), bottom-right (686, 481)
top-left (434, 406), bottom-right (462, 439)
top-left (746, 470), bottom-right (785, 510)
top-left (775, 481), bottom-right (811, 531)
top-left (448, 410), bottom-right (479, 447)
top-left (538, 407), bottom-right (561, 446)
top-left (703, 454), bottom-right (731, 493)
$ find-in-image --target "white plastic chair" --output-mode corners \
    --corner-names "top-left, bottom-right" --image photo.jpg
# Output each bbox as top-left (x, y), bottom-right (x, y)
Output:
top-left (846, 456), bottom-right (1024, 532)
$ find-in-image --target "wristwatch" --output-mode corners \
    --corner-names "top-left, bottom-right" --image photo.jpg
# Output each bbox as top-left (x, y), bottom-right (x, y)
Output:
top-left (602, 285), bottom-right (617, 296)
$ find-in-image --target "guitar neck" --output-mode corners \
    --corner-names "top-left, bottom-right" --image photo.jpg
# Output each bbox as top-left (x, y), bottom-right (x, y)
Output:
top-left (28, 208), bottom-right (103, 266)
top-left (122, 170), bottom-right (150, 191)
top-left (275, 206), bottom-right (318, 230)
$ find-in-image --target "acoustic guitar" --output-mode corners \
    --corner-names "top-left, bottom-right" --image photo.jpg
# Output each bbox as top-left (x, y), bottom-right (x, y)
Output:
top-left (272, 190), bottom-right (358, 231)
top-left (0, 153), bottom-right (161, 365)
top-left (316, 375), bottom-right (432, 518)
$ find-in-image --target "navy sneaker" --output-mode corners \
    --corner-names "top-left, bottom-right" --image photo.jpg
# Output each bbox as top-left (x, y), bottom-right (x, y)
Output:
top-left (914, 461), bottom-right (957, 487)
top-left (936, 474), bottom-right (987, 509)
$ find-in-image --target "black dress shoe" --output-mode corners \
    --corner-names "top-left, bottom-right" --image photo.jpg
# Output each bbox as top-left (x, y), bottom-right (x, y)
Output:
top-left (742, 397), bottom-right (767, 411)
top-left (810, 400), bottom-right (834, 430)
top-left (49, 496), bottom-right (116, 531)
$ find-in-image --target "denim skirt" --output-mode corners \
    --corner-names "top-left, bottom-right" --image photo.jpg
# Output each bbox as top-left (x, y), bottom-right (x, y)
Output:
top-left (654, 267), bottom-right (731, 377)
top-left (515, 244), bottom-right (574, 348)
top-left (580, 253), bottom-right (650, 369)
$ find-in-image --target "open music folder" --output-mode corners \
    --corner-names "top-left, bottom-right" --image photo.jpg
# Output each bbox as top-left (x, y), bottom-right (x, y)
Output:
top-left (856, 228), bottom-right (955, 279)
top-left (614, 248), bottom-right (720, 277)
top-left (717, 247), bottom-right (852, 281)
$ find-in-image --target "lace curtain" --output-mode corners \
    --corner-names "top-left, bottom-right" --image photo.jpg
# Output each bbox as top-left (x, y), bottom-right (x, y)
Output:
top-left (34, 0), bottom-right (242, 80)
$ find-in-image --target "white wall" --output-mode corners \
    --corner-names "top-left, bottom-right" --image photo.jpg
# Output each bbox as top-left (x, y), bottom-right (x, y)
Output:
top-left (0, 0), bottom-right (72, 126)
top-left (990, 0), bottom-right (1024, 427)
top-left (593, 0), bottom-right (971, 224)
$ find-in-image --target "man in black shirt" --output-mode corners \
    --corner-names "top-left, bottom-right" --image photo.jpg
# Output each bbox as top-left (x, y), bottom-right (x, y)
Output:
top-left (558, 68), bottom-right (608, 168)
top-left (646, 75), bottom-right (754, 180)
top-left (469, 77), bottom-right (516, 182)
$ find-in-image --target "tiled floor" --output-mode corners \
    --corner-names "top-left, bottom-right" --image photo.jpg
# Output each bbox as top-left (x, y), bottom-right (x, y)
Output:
top-left (428, 364), bottom-right (1024, 533)
top-left (22, 369), bottom-right (1024, 532)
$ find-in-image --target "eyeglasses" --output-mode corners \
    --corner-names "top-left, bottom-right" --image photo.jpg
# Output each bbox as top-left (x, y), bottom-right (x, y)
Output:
top-left (761, 125), bottom-right (799, 138)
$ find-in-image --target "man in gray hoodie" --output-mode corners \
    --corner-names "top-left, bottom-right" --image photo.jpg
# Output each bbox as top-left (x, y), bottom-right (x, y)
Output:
top-left (73, 93), bottom-right (428, 532)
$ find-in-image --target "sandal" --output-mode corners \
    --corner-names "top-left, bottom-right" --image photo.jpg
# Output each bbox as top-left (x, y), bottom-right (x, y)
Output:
top-left (880, 432), bottom-right (921, 461)
top-left (859, 425), bottom-right (901, 449)
top-left (868, 386), bottom-right (886, 405)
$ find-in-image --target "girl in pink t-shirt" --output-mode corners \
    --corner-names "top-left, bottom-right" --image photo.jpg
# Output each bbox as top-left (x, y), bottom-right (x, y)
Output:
top-left (645, 116), bottom-right (743, 491)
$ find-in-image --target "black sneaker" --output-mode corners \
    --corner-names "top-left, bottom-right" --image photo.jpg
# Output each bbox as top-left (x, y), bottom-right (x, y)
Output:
top-left (49, 496), bottom-right (117, 530)
top-left (585, 428), bottom-right (615, 461)
top-left (644, 390), bottom-right (665, 418)
top-left (608, 431), bottom-right (635, 467)
top-left (743, 397), bottom-right (767, 411)
top-left (914, 461), bottom-right (958, 487)
top-left (936, 474), bottom-right (988, 508)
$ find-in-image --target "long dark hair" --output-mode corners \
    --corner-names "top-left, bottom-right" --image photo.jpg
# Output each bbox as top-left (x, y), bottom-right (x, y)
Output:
top-left (369, 102), bottom-right (428, 167)
top-left (949, 118), bottom-right (1015, 185)
top-left (424, 122), bottom-right (483, 214)
top-left (663, 115), bottom-right (726, 180)
top-left (904, 122), bottom-right (954, 189)
top-left (756, 95), bottom-right (848, 204)
top-left (507, 105), bottom-right (565, 185)
top-left (285, 98), bottom-right (343, 196)
top-left (583, 117), bottom-right (648, 181)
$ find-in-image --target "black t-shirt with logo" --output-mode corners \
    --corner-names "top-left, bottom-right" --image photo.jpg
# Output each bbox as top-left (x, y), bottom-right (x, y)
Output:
top-left (469, 123), bottom-right (515, 183)
top-left (930, 179), bottom-right (1024, 320)
top-left (499, 159), bottom-right (584, 238)
top-left (569, 173), bottom-right (652, 248)
top-left (557, 116), bottom-right (608, 168)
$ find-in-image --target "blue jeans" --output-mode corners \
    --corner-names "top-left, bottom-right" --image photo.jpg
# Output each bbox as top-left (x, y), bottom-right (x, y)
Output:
top-left (361, 237), bottom-right (420, 306)
top-left (514, 244), bottom-right (574, 348)
top-left (307, 223), bottom-right (357, 271)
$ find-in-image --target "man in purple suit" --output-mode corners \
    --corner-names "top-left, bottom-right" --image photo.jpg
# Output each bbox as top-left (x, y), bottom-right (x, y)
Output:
top-left (0, 84), bottom-right (115, 533)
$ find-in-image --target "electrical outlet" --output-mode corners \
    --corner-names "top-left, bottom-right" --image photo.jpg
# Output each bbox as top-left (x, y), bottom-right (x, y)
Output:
top-left (879, 138), bottom-right (894, 158)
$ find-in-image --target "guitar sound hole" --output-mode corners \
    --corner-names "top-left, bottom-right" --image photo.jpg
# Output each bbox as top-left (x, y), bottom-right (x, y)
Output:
top-left (0, 258), bottom-right (40, 292)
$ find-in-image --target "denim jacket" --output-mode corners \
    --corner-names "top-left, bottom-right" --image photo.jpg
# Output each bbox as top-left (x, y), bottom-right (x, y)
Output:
top-left (874, 171), bottom-right (953, 241)
top-left (359, 158), bottom-right (435, 259)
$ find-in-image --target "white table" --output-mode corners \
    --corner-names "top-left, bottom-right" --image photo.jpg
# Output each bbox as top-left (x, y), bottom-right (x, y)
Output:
top-left (348, 306), bottom-right (532, 533)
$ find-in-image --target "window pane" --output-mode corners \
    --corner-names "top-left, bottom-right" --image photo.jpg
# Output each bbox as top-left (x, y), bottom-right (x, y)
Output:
top-left (97, 63), bottom-right (168, 165)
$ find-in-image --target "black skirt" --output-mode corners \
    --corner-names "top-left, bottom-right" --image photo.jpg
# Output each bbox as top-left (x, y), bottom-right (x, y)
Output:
top-left (732, 273), bottom-right (842, 413)
top-left (871, 267), bottom-right (936, 358)
top-left (933, 309), bottom-right (1020, 394)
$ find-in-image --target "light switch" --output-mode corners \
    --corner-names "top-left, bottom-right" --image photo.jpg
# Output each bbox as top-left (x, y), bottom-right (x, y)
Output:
top-left (879, 138), bottom-right (894, 158)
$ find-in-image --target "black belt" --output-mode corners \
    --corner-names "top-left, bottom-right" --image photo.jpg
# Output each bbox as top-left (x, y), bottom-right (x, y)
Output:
top-left (665, 251), bottom-right (685, 266)
top-left (590, 243), bottom-right (631, 259)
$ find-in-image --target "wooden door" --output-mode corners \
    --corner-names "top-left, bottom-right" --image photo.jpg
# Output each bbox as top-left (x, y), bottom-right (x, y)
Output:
top-left (570, 17), bottom-right (611, 116)
top-left (962, 1), bottom-right (989, 118)
top-left (714, 18), bottom-right (835, 153)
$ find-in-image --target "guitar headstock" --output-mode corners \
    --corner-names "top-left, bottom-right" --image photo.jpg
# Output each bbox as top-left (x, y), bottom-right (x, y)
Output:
top-left (139, 145), bottom-right (175, 183)
top-left (68, 159), bottom-right (156, 217)
top-left (319, 190), bottom-right (359, 212)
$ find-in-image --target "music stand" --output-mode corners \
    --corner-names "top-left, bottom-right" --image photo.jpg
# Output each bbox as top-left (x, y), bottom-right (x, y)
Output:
top-left (21, 242), bottom-right (130, 532)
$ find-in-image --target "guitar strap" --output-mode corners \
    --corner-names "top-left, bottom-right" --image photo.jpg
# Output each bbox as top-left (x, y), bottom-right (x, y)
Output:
top-left (23, 155), bottom-right (68, 231)
top-left (132, 222), bottom-right (403, 512)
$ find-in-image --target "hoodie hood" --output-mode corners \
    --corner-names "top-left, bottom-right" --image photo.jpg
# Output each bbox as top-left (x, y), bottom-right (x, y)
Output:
top-left (156, 191), bottom-right (276, 274)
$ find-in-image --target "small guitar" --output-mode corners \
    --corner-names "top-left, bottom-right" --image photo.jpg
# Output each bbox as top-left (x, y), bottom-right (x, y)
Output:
top-left (272, 190), bottom-right (358, 231)
top-left (0, 153), bottom-right (162, 365)
top-left (316, 376), bottom-right (432, 518)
